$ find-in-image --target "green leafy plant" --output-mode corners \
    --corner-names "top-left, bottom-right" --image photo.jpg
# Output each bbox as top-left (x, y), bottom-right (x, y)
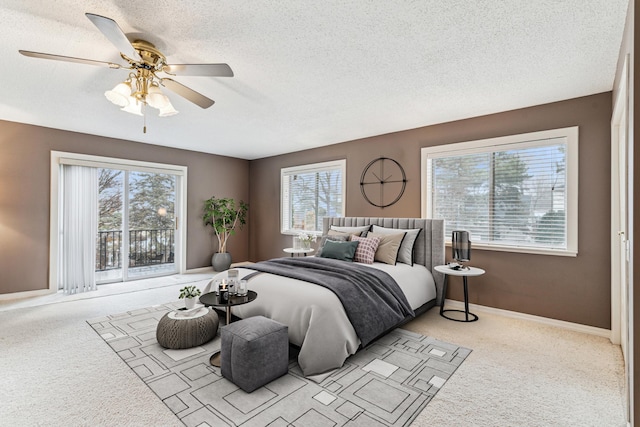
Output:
top-left (178, 285), bottom-right (201, 299)
top-left (202, 196), bottom-right (249, 253)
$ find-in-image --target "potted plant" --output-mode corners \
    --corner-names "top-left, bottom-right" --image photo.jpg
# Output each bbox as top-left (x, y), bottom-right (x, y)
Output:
top-left (179, 285), bottom-right (201, 309)
top-left (203, 196), bottom-right (249, 271)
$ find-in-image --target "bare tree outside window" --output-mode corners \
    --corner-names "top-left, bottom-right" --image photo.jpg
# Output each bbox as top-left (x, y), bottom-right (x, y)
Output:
top-left (96, 168), bottom-right (177, 272)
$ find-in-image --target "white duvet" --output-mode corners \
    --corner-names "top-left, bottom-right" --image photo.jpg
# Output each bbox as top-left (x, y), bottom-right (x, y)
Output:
top-left (212, 261), bottom-right (436, 377)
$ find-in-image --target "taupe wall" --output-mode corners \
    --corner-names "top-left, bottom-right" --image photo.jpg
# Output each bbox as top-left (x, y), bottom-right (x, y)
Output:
top-left (0, 120), bottom-right (249, 295)
top-left (249, 92), bottom-right (612, 329)
top-left (0, 94), bottom-right (614, 329)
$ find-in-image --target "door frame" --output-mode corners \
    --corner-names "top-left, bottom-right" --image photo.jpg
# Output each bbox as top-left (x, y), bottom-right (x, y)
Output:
top-left (611, 53), bottom-right (631, 422)
top-left (611, 55), bottom-right (629, 347)
top-left (49, 151), bottom-right (188, 291)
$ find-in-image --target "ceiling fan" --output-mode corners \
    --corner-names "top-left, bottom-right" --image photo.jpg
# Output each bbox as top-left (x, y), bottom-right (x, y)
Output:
top-left (19, 12), bottom-right (233, 126)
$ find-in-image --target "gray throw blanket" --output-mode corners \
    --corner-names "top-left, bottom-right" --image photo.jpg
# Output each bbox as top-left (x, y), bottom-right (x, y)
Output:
top-left (244, 257), bottom-right (414, 347)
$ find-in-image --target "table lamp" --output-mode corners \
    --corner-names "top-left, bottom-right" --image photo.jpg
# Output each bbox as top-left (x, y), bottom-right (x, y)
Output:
top-left (451, 230), bottom-right (471, 270)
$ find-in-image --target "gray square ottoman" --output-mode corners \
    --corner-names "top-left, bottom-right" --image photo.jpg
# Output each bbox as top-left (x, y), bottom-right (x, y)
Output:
top-left (220, 316), bottom-right (289, 393)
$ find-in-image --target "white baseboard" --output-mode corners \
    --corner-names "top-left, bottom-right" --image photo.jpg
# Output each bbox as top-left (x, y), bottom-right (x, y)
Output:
top-left (444, 299), bottom-right (611, 339)
top-left (1, 268), bottom-right (214, 301)
top-left (0, 288), bottom-right (56, 302)
top-left (186, 262), bottom-right (251, 274)
top-left (184, 266), bottom-right (215, 274)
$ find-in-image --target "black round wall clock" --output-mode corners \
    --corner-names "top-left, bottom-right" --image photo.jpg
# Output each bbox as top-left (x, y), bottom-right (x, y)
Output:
top-left (359, 157), bottom-right (407, 208)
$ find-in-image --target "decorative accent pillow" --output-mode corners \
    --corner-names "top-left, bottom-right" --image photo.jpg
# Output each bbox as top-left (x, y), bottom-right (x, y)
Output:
top-left (327, 229), bottom-right (353, 238)
top-left (329, 225), bottom-right (371, 237)
top-left (371, 225), bottom-right (422, 265)
top-left (351, 235), bottom-right (381, 264)
top-left (318, 240), bottom-right (359, 262)
top-left (367, 231), bottom-right (405, 265)
top-left (316, 233), bottom-right (350, 257)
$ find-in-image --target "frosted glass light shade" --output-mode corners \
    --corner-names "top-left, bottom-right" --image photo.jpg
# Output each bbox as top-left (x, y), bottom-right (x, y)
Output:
top-left (120, 99), bottom-right (143, 116)
top-left (104, 81), bottom-right (132, 107)
top-left (147, 84), bottom-right (170, 109)
top-left (158, 102), bottom-right (178, 117)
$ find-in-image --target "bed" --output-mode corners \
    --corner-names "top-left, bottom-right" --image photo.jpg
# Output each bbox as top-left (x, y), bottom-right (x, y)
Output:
top-left (209, 217), bottom-right (445, 377)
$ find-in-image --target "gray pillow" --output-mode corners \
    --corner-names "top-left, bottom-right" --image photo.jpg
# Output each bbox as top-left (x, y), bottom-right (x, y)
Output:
top-left (367, 231), bottom-right (405, 265)
top-left (316, 234), bottom-right (350, 257)
top-left (371, 225), bottom-right (422, 265)
top-left (318, 240), bottom-right (359, 262)
top-left (329, 225), bottom-right (371, 237)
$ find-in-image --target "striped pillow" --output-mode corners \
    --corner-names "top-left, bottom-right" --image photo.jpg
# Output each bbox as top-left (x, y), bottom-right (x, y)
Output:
top-left (351, 235), bottom-right (381, 264)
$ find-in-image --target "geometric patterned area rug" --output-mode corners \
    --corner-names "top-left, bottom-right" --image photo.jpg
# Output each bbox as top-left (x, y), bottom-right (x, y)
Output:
top-left (88, 303), bottom-right (471, 427)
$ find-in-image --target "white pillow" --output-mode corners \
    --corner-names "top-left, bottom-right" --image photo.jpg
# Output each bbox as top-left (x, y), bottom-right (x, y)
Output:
top-left (329, 225), bottom-right (371, 237)
top-left (371, 225), bottom-right (421, 265)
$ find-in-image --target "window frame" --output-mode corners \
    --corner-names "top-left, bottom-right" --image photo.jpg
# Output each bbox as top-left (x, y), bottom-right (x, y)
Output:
top-left (280, 159), bottom-right (346, 235)
top-left (421, 126), bottom-right (579, 257)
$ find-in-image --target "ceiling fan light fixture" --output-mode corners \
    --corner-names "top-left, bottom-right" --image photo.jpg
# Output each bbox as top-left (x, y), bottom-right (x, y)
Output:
top-left (158, 102), bottom-right (178, 117)
top-left (147, 83), bottom-right (170, 109)
top-left (120, 99), bottom-right (143, 116)
top-left (104, 81), bottom-right (132, 107)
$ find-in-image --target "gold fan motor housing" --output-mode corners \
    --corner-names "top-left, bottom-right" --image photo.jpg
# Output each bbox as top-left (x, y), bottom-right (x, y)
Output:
top-left (121, 40), bottom-right (168, 101)
top-left (129, 40), bottom-right (166, 68)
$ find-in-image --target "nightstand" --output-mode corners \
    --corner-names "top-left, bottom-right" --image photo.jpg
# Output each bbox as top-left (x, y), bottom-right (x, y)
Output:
top-left (283, 247), bottom-right (314, 257)
top-left (435, 264), bottom-right (485, 322)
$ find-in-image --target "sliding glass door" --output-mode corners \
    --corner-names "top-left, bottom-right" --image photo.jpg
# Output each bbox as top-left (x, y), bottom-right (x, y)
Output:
top-left (96, 168), bottom-right (178, 283)
top-left (51, 151), bottom-right (187, 293)
top-left (96, 168), bottom-right (123, 282)
top-left (127, 170), bottom-right (177, 279)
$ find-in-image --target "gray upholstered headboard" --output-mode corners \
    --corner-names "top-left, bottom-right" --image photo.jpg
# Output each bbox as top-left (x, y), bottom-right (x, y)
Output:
top-left (322, 217), bottom-right (445, 305)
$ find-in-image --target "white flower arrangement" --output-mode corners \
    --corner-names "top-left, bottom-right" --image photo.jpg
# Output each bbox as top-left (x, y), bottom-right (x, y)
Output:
top-left (297, 231), bottom-right (317, 243)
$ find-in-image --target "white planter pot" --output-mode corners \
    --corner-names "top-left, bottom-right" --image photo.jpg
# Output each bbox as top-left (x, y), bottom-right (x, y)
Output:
top-left (185, 297), bottom-right (196, 310)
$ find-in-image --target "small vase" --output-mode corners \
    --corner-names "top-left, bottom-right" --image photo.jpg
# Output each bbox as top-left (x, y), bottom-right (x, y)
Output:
top-left (185, 297), bottom-right (196, 310)
top-left (301, 241), bottom-right (311, 250)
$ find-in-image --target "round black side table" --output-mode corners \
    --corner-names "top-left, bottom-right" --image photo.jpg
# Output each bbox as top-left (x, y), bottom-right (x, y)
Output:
top-left (435, 265), bottom-right (485, 322)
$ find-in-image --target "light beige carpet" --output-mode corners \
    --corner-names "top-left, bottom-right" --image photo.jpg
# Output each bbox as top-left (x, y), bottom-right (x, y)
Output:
top-left (405, 309), bottom-right (627, 426)
top-left (0, 274), bottom-right (627, 426)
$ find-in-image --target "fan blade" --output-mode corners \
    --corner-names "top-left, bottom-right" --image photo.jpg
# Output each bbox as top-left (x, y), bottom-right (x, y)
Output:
top-left (19, 50), bottom-right (124, 69)
top-left (161, 78), bottom-right (215, 108)
top-left (85, 13), bottom-right (138, 59)
top-left (163, 63), bottom-right (234, 77)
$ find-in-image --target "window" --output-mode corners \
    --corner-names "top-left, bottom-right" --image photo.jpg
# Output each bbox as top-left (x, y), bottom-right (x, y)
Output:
top-left (421, 127), bottom-right (578, 256)
top-left (281, 160), bottom-right (346, 234)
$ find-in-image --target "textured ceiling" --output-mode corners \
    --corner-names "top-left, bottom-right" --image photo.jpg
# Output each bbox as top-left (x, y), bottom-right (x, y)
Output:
top-left (0, 1), bottom-right (629, 160)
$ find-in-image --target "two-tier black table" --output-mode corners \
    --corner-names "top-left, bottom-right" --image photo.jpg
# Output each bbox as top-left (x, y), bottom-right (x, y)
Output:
top-left (199, 290), bottom-right (258, 325)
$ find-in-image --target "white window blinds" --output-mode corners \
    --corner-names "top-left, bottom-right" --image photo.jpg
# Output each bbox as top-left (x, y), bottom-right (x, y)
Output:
top-left (422, 127), bottom-right (578, 256)
top-left (281, 160), bottom-right (346, 233)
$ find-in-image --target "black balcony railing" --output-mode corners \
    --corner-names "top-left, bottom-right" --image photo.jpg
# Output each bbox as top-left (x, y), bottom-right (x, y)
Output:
top-left (96, 228), bottom-right (175, 271)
